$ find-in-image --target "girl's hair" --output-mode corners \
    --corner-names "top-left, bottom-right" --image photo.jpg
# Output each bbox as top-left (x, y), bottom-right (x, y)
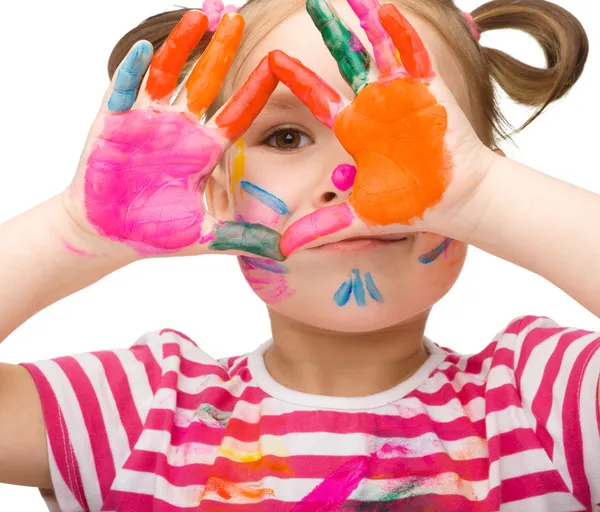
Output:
top-left (108, 0), bottom-right (588, 148)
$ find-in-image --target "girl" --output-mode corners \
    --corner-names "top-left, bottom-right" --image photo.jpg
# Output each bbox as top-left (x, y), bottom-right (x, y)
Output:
top-left (0, 0), bottom-right (598, 510)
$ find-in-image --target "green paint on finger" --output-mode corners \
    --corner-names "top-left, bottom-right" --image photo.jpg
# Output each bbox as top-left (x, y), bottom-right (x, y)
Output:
top-left (307, 0), bottom-right (371, 94)
top-left (210, 222), bottom-right (285, 261)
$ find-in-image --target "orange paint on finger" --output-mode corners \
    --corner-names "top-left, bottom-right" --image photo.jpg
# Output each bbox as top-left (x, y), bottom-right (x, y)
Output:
top-left (379, 3), bottom-right (433, 79)
top-left (216, 56), bottom-right (279, 142)
top-left (334, 77), bottom-right (449, 226)
top-left (146, 10), bottom-right (208, 101)
top-left (186, 13), bottom-right (245, 117)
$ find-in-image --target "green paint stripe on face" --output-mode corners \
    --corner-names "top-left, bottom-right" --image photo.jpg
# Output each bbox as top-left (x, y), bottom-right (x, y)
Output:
top-left (306, 0), bottom-right (371, 94)
top-left (209, 222), bottom-right (285, 261)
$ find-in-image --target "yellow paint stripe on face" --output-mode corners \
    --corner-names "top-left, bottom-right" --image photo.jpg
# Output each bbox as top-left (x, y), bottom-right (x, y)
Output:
top-left (231, 138), bottom-right (246, 197)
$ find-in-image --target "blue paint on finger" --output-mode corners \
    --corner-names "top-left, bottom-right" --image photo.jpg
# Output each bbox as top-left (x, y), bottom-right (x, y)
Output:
top-left (240, 181), bottom-right (290, 216)
top-left (364, 272), bottom-right (384, 302)
top-left (334, 278), bottom-right (353, 307)
top-left (108, 40), bottom-right (153, 113)
top-left (352, 269), bottom-right (366, 307)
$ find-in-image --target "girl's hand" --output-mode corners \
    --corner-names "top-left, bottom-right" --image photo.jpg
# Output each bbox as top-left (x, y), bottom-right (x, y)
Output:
top-left (64, 11), bottom-right (285, 261)
top-left (269, 0), bottom-right (497, 255)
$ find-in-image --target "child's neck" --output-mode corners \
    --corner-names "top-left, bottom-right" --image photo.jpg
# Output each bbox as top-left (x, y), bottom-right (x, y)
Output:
top-left (264, 309), bottom-right (431, 398)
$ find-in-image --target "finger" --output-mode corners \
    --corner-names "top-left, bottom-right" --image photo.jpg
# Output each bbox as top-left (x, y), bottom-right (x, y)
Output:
top-left (280, 203), bottom-right (355, 256)
top-left (306, 0), bottom-right (371, 95)
top-left (145, 10), bottom-right (208, 102)
top-left (212, 56), bottom-right (278, 142)
top-left (268, 50), bottom-right (346, 129)
top-left (346, 0), bottom-right (401, 76)
top-left (207, 221), bottom-right (285, 261)
top-left (379, 3), bottom-right (433, 79)
top-left (107, 40), bottom-right (154, 112)
top-left (186, 13), bottom-right (245, 118)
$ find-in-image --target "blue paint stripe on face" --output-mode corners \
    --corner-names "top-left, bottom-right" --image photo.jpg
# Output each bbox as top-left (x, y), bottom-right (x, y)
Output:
top-left (364, 272), bottom-right (384, 302)
top-left (240, 181), bottom-right (290, 216)
top-left (334, 278), bottom-right (353, 307)
top-left (240, 256), bottom-right (289, 274)
top-left (108, 40), bottom-right (153, 113)
top-left (352, 269), bottom-right (366, 306)
top-left (419, 237), bottom-right (453, 264)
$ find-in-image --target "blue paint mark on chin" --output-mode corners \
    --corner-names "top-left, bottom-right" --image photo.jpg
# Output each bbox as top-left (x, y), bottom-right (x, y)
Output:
top-left (240, 181), bottom-right (290, 216)
top-left (419, 237), bottom-right (453, 264)
top-left (334, 270), bottom-right (384, 307)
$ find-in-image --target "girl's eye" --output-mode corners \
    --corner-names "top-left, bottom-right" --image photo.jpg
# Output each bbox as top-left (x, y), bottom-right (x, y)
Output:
top-left (263, 128), bottom-right (313, 151)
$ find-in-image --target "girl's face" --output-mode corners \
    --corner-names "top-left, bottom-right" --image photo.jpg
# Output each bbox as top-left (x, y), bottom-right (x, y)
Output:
top-left (210, 2), bottom-right (474, 333)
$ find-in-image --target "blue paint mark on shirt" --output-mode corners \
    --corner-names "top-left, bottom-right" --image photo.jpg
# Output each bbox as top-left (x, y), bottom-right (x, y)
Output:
top-left (419, 237), bottom-right (453, 264)
top-left (240, 181), bottom-right (290, 216)
top-left (334, 278), bottom-right (353, 307)
top-left (108, 40), bottom-right (153, 113)
top-left (352, 269), bottom-right (367, 306)
top-left (364, 272), bottom-right (384, 302)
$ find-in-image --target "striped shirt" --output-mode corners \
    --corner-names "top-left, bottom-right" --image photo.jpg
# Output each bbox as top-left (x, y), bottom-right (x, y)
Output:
top-left (21, 315), bottom-right (600, 511)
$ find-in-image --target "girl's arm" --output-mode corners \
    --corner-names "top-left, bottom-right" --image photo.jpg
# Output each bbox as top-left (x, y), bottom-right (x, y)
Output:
top-left (0, 194), bottom-right (134, 342)
top-left (450, 154), bottom-right (600, 319)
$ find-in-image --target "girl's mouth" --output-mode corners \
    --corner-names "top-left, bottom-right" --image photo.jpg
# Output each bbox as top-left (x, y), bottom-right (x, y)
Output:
top-left (311, 235), bottom-right (410, 252)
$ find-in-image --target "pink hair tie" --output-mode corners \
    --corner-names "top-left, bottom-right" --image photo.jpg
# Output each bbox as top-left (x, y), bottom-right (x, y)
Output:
top-left (463, 12), bottom-right (481, 42)
top-left (202, 0), bottom-right (239, 31)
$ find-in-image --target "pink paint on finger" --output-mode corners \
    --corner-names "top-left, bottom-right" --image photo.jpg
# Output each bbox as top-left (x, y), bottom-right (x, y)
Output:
top-left (84, 109), bottom-right (222, 255)
top-left (331, 163), bottom-right (357, 191)
top-left (280, 203), bottom-right (355, 256)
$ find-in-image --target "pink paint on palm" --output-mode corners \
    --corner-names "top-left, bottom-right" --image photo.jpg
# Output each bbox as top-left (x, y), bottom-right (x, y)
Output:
top-left (84, 109), bottom-right (222, 255)
top-left (239, 258), bottom-right (295, 304)
top-left (331, 163), bottom-right (357, 191)
top-left (292, 456), bottom-right (369, 511)
top-left (280, 203), bottom-right (355, 256)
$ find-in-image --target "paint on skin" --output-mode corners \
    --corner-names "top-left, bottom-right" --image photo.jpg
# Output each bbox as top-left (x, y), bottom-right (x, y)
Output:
top-left (306, 0), bottom-right (371, 94)
top-left (216, 56), bottom-right (279, 142)
top-left (346, 0), bottom-right (401, 76)
top-left (62, 239), bottom-right (96, 257)
top-left (239, 257), bottom-right (294, 304)
top-left (146, 10), bottom-right (208, 101)
top-left (108, 41), bottom-right (153, 113)
top-left (292, 456), bottom-right (370, 511)
top-left (331, 163), bottom-right (357, 192)
top-left (85, 109), bottom-right (221, 255)
top-left (334, 270), bottom-right (384, 306)
top-left (210, 222), bottom-right (285, 261)
top-left (269, 51), bottom-right (345, 129)
top-left (229, 138), bottom-right (245, 197)
top-left (419, 237), bottom-right (454, 264)
top-left (240, 256), bottom-right (289, 274)
top-left (281, 203), bottom-right (354, 256)
top-left (240, 181), bottom-right (290, 216)
top-left (186, 13), bottom-right (245, 117)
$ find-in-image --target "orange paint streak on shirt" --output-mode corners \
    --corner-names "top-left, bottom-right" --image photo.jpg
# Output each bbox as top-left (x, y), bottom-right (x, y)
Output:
top-left (202, 477), bottom-right (275, 500)
top-left (186, 14), bottom-right (245, 117)
top-left (334, 77), bottom-right (450, 226)
top-left (146, 11), bottom-right (208, 101)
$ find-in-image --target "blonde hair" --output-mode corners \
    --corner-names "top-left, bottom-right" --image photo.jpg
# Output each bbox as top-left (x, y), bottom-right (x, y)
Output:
top-left (108, 0), bottom-right (588, 148)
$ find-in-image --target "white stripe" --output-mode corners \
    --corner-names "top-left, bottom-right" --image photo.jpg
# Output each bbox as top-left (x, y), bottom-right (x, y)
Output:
top-left (33, 359), bottom-right (103, 511)
top-left (489, 448), bottom-right (557, 480)
top-left (486, 405), bottom-right (533, 437)
top-left (498, 491), bottom-right (584, 511)
top-left (46, 439), bottom-right (82, 512)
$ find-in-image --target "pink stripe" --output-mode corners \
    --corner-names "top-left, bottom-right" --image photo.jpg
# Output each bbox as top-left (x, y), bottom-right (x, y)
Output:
top-left (562, 339), bottom-right (600, 508)
top-left (130, 344), bottom-right (163, 394)
top-left (515, 327), bottom-right (562, 390)
top-left (503, 315), bottom-right (539, 336)
top-left (54, 356), bottom-right (116, 502)
top-left (409, 380), bottom-right (485, 407)
top-left (500, 470), bottom-right (569, 502)
top-left (487, 428), bottom-right (543, 464)
top-left (488, 347), bottom-right (515, 370)
top-left (21, 364), bottom-right (90, 512)
top-left (161, 342), bottom-right (230, 380)
top-left (463, 342), bottom-right (497, 374)
top-left (158, 328), bottom-right (198, 345)
top-left (92, 351), bottom-right (143, 450)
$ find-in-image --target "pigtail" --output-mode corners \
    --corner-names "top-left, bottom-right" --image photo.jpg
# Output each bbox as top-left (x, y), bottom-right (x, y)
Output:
top-left (472, 0), bottom-right (589, 132)
top-left (107, 9), bottom-right (214, 84)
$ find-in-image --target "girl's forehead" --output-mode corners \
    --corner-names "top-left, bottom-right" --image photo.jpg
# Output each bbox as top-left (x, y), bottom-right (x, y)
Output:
top-left (237, 1), bottom-right (468, 105)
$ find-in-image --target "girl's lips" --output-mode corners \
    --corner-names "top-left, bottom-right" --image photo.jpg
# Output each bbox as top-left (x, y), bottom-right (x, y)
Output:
top-left (311, 236), bottom-right (409, 252)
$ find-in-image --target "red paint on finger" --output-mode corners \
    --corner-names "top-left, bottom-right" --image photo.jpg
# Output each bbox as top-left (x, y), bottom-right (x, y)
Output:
top-left (186, 13), bottom-right (245, 117)
top-left (215, 56), bottom-right (279, 141)
top-left (379, 4), bottom-right (433, 79)
top-left (146, 10), bottom-right (208, 101)
top-left (269, 50), bottom-right (345, 129)
top-left (280, 203), bottom-right (355, 256)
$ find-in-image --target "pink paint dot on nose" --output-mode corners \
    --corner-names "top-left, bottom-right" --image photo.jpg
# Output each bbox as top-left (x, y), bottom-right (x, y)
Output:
top-left (331, 164), bottom-right (357, 192)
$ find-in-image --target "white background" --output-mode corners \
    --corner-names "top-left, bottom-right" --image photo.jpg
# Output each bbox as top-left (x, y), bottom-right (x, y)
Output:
top-left (0, 0), bottom-right (598, 508)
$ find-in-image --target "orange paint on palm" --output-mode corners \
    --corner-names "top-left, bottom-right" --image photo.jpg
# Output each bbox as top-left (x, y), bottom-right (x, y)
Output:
top-left (186, 13), bottom-right (245, 117)
top-left (334, 77), bottom-right (449, 226)
top-left (146, 11), bottom-right (208, 101)
top-left (216, 56), bottom-right (279, 141)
